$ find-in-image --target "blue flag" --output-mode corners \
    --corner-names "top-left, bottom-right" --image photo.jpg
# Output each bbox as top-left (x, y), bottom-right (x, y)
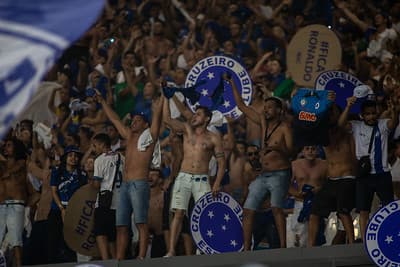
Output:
top-left (0, 0), bottom-right (104, 138)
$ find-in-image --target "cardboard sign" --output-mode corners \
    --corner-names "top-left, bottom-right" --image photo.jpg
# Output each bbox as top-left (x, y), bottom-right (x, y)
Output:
top-left (190, 192), bottom-right (243, 254)
top-left (365, 200), bottom-right (400, 267)
top-left (184, 56), bottom-right (252, 119)
top-left (63, 184), bottom-right (99, 257)
top-left (287, 24), bottom-right (342, 87)
top-left (315, 70), bottom-right (372, 114)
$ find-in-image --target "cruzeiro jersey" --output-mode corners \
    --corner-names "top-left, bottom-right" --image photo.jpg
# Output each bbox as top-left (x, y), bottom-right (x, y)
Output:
top-left (291, 88), bottom-right (332, 125)
top-left (50, 167), bottom-right (88, 210)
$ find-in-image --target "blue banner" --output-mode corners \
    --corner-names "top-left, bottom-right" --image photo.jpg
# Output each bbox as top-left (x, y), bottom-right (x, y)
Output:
top-left (184, 56), bottom-right (252, 120)
top-left (365, 200), bottom-right (400, 267)
top-left (314, 70), bottom-right (372, 114)
top-left (0, 0), bottom-right (104, 138)
top-left (190, 192), bottom-right (244, 254)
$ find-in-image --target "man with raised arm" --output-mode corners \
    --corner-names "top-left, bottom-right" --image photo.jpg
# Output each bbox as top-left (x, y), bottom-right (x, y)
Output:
top-left (338, 97), bottom-right (398, 241)
top-left (95, 90), bottom-right (163, 260)
top-left (162, 96), bottom-right (225, 257)
top-left (229, 75), bottom-right (293, 249)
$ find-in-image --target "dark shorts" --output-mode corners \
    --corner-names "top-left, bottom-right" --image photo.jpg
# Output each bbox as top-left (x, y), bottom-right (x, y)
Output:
top-left (356, 172), bottom-right (394, 212)
top-left (94, 207), bottom-right (116, 241)
top-left (311, 178), bottom-right (356, 218)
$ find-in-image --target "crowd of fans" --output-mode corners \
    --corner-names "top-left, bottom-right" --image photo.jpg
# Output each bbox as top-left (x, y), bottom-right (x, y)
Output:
top-left (1, 0), bottom-right (400, 266)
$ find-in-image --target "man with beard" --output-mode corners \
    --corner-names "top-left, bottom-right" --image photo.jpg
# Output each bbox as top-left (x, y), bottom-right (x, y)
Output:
top-left (230, 75), bottom-right (293, 249)
top-left (162, 96), bottom-right (225, 257)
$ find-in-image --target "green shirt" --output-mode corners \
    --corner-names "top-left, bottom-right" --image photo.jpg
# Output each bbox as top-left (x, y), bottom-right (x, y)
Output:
top-left (114, 82), bottom-right (144, 119)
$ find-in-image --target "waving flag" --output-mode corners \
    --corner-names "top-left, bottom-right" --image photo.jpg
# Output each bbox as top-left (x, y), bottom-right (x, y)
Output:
top-left (0, 0), bottom-right (104, 138)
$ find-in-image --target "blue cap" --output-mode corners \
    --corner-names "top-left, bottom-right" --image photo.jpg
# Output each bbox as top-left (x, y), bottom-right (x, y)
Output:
top-left (63, 145), bottom-right (82, 157)
top-left (131, 109), bottom-right (151, 124)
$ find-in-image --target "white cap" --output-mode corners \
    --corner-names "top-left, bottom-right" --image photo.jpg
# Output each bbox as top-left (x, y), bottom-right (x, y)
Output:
top-left (353, 84), bottom-right (373, 98)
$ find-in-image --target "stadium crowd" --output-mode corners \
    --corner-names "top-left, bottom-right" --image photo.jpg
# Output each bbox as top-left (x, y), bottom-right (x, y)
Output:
top-left (1, 0), bottom-right (400, 266)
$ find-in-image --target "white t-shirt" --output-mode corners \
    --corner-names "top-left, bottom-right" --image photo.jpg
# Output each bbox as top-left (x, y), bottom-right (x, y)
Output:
top-left (351, 119), bottom-right (390, 174)
top-left (94, 151), bottom-right (125, 209)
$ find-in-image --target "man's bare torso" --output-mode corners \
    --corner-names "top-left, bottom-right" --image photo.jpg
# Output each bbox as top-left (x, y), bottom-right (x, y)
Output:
top-left (180, 130), bottom-right (215, 175)
top-left (148, 187), bottom-right (164, 236)
top-left (292, 158), bottom-right (327, 201)
top-left (324, 131), bottom-right (356, 178)
top-left (124, 133), bottom-right (155, 181)
top-left (260, 123), bottom-right (291, 171)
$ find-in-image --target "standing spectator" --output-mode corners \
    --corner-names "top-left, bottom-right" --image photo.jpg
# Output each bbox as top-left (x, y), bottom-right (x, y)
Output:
top-left (92, 133), bottom-right (124, 260)
top-left (147, 168), bottom-right (167, 258)
top-left (47, 145), bottom-right (87, 263)
top-left (231, 76), bottom-right (293, 249)
top-left (288, 145), bottom-right (327, 248)
top-left (308, 104), bottom-right (357, 246)
top-left (338, 97), bottom-right (398, 241)
top-left (95, 90), bottom-right (164, 260)
top-left (0, 138), bottom-right (29, 267)
top-left (162, 97), bottom-right (225, 257)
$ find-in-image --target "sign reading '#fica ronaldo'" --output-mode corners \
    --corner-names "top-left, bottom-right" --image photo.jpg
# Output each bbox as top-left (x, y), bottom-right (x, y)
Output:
top-left (365, 200), bottom-right (400, 267)
top-left (184, 56), bottom-right (252, 119)
top-left (287, 24), bottom-right (342, 87)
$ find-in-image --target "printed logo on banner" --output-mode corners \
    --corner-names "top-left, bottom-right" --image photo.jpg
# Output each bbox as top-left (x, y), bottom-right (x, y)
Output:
top-left (315, 70), bottom-right (371, 114)
top-left (365, 200), bottom-right (400, 267)
top-left (184, 56), bottom-right (252, 119)
top-left (190, 192), bottom-right (243, 254)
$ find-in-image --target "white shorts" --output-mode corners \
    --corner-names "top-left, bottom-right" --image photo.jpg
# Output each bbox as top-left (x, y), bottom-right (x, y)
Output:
top-left (170, 172), bottom-right (210, 212)
top-left (0, 200), bottom-right (25, 247)
top-left (287, 200), bottom-right (308, 248)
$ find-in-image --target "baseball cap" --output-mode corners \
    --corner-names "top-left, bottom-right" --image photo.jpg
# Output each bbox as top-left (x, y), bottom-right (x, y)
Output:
top-left (63, 145), bottom-right (82, 158)
top-left (131, 109), bottom-right (151, 124)
top-left (353, 84), bottom-right (373, 98)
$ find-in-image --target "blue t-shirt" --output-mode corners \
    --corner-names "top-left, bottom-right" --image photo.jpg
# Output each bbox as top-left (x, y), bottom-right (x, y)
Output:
top-left (50, 167), bottom-right (88, 210)
top-left (291, 88), bottom-right (332, 125)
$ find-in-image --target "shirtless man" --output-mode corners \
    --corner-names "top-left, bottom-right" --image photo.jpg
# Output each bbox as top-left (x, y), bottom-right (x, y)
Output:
top-left (95, 91), bottom-right (163, 260)
top-left (162, 97), bottom-right (225, 257)
top-left (288, 146), bottom-right (327, 247)
top-left (307, 104), bottom-right (357, 246)
top-left (230, 76), bottom-right (293, 249)
top-left (224, 141), bottom-right (247, 204)
top-left (147, 168), bottom-right (166, 257)
top-left (0, 138), bottom-right (29, 267)
top-left (222, 119), bottom-right (247, 204)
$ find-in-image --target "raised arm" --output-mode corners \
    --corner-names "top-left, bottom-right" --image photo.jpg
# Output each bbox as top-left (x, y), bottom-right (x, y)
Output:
top-left (95, 90), bottom-right (130, 139)
top-left (162, 96), bottom-right (187, 134)
top-left (386, 97), bottom-right (399, 130)
top-left (338, 96), bottom-right (356, 128)
top-left (335, 0), bottom-right (369, 33)
top-left (172, 94), bottom-right (193, 121)
top-left (150, 96), bottom-right (164, 140)
top-left (211, 133), bottom-right (226, 197)
top-left (226, 75), bottom-right (262, 125)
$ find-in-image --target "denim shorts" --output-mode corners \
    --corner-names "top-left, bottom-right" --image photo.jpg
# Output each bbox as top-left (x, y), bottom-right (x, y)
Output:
top-left (170, 172), bottom-right (210, 212)
top-left (116, 180), bottom-right (150, 225)
top-left (244, 169), bottom-right (291, 210)
top-left (0, 200), bottom-right (25, 247)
